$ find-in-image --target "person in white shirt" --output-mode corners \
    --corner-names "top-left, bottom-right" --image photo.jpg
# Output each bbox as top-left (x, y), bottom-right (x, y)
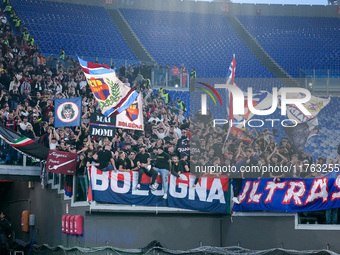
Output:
top-left (173, 123), bottom-right (182, 138)
top-left (55, 83), bottom-right (63, 93)
top-left (153, 122), bottom-right (169, 139)
top-left (49, 137), bottom-right (58, 150)
top-left (123, 78), bottom-right (130, 87)
top-left (49, 127), bottom-right (60, 150)
top-left (9, 77), bottom-right (20, 92)
top-left (79, 77), bottom-right (87, 90)
top-left (19, 116), bottom-right (31, 131)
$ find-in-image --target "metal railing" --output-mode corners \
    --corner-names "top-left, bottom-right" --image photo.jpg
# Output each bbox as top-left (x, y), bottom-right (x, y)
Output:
top-left (152, 68), bottom-right (190, 89)
top-left (299, 69), bottom-right (340, 95)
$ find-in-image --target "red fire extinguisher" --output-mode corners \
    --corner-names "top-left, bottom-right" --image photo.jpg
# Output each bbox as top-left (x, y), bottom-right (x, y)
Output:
top-left (65, 215), bottom-right (71, 234)
top-left (69, 215), bottom-right (75, 235)
top-left (61, 215), bottom-right (66, 233)
top-left (74, 215), bottom-right (83, 235)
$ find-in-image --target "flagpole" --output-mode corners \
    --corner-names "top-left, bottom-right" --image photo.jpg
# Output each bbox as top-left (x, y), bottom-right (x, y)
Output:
top-left (223, 54), bottom-right (235, 149)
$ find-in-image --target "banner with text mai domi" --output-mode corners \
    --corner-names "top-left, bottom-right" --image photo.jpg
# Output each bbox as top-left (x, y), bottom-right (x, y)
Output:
top-left (88, 167), bottom-right (230, 213)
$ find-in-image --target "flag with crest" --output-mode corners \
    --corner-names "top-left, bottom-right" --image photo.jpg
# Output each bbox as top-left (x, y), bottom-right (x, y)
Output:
top-left (78, 57), bottom-right (139, 117)
top-left (116, 94), bottom-right (144, 131)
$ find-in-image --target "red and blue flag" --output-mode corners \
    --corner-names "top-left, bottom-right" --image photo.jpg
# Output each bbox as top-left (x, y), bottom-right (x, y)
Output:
top-left (79, 57), bottom-right (139, 117)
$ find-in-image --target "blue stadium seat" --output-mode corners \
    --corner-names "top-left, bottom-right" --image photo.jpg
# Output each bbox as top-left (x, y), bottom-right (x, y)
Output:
top-left (238, 16), bottom-right (340, 78)
top-left (11, 0), bottom-right (138, 65)
top-left (120, 8), bottom-right (274, 79)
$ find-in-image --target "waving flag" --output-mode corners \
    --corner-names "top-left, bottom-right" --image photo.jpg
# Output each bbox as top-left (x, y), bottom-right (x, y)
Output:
top-left (78, 57), bottom-right (138, 117)
top-left (229, 126), bottom-right (252, 143)
top-left (284, 118), bottom-right (319, 152)
top-left (286, 95), bottom-right (330, 123)
top-left (0, 125), bottom-right (49, 161)
top-left (283, 94), bottom-right (330, 152)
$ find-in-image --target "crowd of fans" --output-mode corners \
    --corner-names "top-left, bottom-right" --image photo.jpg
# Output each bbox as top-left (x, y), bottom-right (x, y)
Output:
top-left (0, 6), bottom-right (192, 202)
top-left (0, 4), bottom-right (337, 226)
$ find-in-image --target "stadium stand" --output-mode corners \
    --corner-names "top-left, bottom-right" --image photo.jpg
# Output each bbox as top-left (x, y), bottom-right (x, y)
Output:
top-left (0, 0), bottom-right (339, 230)
top-left (238, 16), bottom-right (340, 78)
top-left (119, 8), bottom-right (275, 78)
top-left (10, 0), bottom-right (139, 66)
top-left (305, 97), bottom-right (340, 160)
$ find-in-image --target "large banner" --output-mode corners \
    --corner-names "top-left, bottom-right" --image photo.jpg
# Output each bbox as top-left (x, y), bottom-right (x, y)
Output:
top-left (54, 97), bottom-right (82, 128)
top-left (88, 167), bottom-right (229, 213)
top-left (233, 172), bottom-right (340, 212)
top-left (89, 114), bottom-right (116, 137)
top-left (116, 94), bottom-right (144, 131)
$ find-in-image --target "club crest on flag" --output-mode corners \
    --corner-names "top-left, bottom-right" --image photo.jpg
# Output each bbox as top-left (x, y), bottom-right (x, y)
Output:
top-left (306, 102), bottom-right (321, 112)
top-left (57, 102), bottom-right (79, 123)
top-left (78, 57), bottom-right (139, 117)
top-left (126, 103), bottom-right (139, 122)
top-left (116, 94), bottom-right (144, 131)
top-left (87, 78), bottom-right (110, 101)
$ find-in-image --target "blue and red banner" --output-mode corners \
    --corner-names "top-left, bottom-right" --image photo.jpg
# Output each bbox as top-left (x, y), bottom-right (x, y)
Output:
top-left (233, 172), bottom-right (340, 212)
top-left (54, 97), bottom-right (82, 128)
top-left (88, 167), bottom-right (229, 213)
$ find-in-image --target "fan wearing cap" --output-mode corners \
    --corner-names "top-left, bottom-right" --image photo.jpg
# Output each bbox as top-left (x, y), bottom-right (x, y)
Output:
top-left (180, 153), bottom-right (190, 173)
top-left (154, 146), bottom-right (171, 199)
top-left (136, 145), bottom-right (159, 190)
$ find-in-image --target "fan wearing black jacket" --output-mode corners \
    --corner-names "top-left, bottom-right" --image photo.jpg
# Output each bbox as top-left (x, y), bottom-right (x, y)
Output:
top-left (171, 155), bottom-right (184, 179)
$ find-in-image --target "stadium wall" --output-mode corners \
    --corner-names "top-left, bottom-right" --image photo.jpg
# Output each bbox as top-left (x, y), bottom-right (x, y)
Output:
top-left (222, 215), bottom-right (340, 251)
top-left (41, 0), bottom-right (340, 17)
top-left (2, 181), bottom-right (223, 250)
top-left (4, 181), bottom-right (340, 252)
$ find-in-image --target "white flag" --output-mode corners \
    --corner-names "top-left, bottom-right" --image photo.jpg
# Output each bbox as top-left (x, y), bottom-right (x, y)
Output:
top-left (286, 94), bottom-right (330, 123)
top-left (78, 57), bottom-right (138, 117)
